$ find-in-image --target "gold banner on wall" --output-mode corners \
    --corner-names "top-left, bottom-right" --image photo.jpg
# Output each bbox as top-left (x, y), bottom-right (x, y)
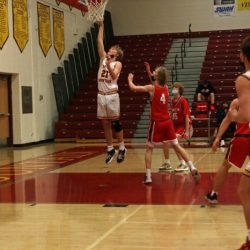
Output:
top-left (0, 0), bottom-right (9, 49)
top-left (37, 2), bottom-right (52, 57)
top-left (12, 0), bottom-right (29, 52)
top-left (238, 0), bottom-right (250, 10)
top-left (52, 8), bottom-right (65, 59)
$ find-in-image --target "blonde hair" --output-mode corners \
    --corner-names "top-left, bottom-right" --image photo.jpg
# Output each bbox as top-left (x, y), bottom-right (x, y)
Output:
top-left (111, 45), bottom-right (123, 61)
top-left (155, 66), bottom-right (168, 86)
top-left (172, 82), bottom-right (184, 95)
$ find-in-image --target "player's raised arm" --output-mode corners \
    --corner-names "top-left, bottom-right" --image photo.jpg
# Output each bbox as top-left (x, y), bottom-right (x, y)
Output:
top-left (97, 21), bottom-right (105, 59)
top-left (144, 62), bottom-right (154, 84)
top-left (128, 73), bottom-right (154, 93)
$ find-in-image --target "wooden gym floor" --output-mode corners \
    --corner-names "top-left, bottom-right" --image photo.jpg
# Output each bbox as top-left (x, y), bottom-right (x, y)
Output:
top-left (0, 142), bottom-right (246, 250)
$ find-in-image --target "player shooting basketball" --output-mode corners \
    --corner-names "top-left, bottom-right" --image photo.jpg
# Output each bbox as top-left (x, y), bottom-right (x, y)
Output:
top-left (97, 21), bottom-right (127, 164)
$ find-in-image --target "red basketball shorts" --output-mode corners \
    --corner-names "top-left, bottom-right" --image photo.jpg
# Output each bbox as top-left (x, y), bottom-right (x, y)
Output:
top-left (226, 136), bottom-right (250, 176)
top-left (147, 119), bottom-right (177, 146)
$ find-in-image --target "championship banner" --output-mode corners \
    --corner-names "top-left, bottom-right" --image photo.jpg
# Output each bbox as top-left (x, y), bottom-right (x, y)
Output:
top-left (0, 0), bottom-right (9, 50)
top-left (52, 8), bottom-right (65, 59)
top-left (214, 0), bottom-right (236, 16)
top-left (238, 0), bottom-right (250, 10)
top-left (12, 0), bottom-right (29, 52)
top-left (37, 2), bottom-right (52, 57)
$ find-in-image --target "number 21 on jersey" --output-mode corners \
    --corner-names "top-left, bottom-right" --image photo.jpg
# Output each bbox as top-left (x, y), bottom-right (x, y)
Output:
top-left (101, 69), bottom-right (109, 78)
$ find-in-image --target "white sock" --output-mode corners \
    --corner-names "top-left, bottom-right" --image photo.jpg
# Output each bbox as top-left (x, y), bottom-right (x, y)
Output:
top-left (248, 229), bottom-right (250, 241)
top-left (107, 145), bottom-right (114, 152)
top-left (119, 142), bottom-right (125, 151)
top-left (211, 190), bottom-right (218, 195)
top-left (146, 169), bottom-right (151, 178)
top-left (164, 159), bottom-right (170, 164)
top-left (187, 161), bottom-right (196, 171)
top-left (180, 159), bottom-right (186, 166)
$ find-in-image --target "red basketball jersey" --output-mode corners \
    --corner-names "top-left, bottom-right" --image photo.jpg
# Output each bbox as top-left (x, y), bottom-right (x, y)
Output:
top-left (235, 122), bottom-right (250, 135)
top-left (151, 84), bottom-right (170, 121)
top-left (171, 96), bottom-right (191, 125)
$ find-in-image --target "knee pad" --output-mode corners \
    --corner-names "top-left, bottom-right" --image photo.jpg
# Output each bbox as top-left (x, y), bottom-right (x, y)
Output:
top-left (112, 120), bottom-right (122, 132)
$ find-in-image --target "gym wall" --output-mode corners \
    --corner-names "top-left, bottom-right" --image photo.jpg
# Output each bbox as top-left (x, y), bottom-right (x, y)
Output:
top-left (107, 0), bottom-right (250, 36)
top-left (0, 0), bottom-right (92, 144)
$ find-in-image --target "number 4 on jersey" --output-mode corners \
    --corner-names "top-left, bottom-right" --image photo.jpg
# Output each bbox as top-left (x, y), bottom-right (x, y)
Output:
top-left (160, 93), bottom-right (166, 104)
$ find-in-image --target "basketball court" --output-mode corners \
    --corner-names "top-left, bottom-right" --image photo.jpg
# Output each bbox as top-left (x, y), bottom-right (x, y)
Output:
top-left (0, 142), bottom-right (246, 249)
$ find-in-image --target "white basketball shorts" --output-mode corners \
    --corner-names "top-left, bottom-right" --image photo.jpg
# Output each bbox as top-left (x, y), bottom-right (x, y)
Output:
top-left (97, 93), bottom-right (120, 120)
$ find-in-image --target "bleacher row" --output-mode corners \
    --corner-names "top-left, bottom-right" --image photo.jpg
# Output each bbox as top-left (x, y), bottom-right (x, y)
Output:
top-left (191, 30), bottom-right (248, 137)
top-left (54, 28), bottom-right (250, 141)
top-left (55, 33), bottom-right (172, 139)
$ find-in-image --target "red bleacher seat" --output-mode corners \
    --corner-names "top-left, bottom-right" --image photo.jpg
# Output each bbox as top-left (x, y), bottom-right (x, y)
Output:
top-left (211, 79), bottom-right (235, 86)
top-left (200, 72), bottom-right (240, 80)
top-left (207, 43), bottom-right (240, 50)
top-left (215, 93), bottom-right (237, 102)
top-left (215, 86), bottom-right (236, 93)
top-left (202, 66), bottom-right (241, 73)
top-left (206, 49), bottom-right (240, 55)
top-left (203, 60), bottom-right (240, 67)
top-left (205, 54), bottom-right (239, 61)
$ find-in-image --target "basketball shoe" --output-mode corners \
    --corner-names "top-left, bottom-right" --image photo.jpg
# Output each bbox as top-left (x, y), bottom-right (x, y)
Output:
top-left (238, 238), bottom-right (250, 250)
top-left (159, 162), bottom-right (172, 171)
top-left (175, 163), bottom-right (189, 172)
top-left (105, 149), bottom-right (117, 164)
top-left (143, 175), bottom-right (152, 184)
top-left (205, 192), bottom-right (218, 204)
top-left (117, 148), bottom-right (127, 163)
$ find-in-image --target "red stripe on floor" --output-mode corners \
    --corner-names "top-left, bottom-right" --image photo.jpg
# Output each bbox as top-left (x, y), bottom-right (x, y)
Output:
top-left (0, 146), bottom-right (104, 185)
top-left (0, 172), bottom-right (241, 205)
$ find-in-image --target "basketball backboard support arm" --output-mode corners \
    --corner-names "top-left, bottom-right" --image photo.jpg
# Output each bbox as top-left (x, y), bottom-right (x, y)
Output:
top-left (57, 0), bottom-right (88, 12)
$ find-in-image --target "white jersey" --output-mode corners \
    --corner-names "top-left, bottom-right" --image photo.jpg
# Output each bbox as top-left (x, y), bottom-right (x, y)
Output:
top-left (243, 70), bottom-right (250, 79)
top-left (97, 58), bottom-right (119, 93)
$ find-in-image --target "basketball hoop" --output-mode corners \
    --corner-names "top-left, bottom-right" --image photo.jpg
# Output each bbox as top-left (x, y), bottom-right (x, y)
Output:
top-left (86, 0), bottom-right (109, 22)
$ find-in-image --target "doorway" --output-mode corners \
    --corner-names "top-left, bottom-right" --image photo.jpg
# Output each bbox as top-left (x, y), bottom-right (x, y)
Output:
top-left (0, 75), bottom-right (12, 146)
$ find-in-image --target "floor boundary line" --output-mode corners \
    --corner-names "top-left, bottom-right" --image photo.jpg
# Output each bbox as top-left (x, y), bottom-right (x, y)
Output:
top-left (85, 205), bottom-right (143, 250)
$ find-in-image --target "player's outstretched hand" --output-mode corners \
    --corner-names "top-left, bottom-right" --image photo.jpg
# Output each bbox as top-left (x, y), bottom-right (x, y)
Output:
top-left (144, 61), bottom-right (150, 69)
top-left (212, 137), bottom-right (220, 152)
top-left (128, 73), bottom-right (134, 82)
top-left (106, 54), bottom-right (111, 64)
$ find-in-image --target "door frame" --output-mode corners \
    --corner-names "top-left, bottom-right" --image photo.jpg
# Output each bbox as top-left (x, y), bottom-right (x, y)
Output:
top-left (0, 74), bottom-right (13, 146)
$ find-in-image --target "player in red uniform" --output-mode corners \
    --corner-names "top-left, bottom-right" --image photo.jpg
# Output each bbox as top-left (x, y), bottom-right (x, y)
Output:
top-left (205, 99), bottom-right (247, 203)
top-left (127, 66), bottom-right (200, 184)
top-left (227, 36), bottom-right (250, 250)
top-left (206, 99), bottom-right (250, 249)
top-left (159, 82), bottom-right (193, 172)
top-left (145, 63), bottom-right (193, 172)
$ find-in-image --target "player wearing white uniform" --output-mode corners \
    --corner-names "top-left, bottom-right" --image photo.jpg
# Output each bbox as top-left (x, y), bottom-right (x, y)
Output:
top-left (97, 58), bottom-right (120, 119)
top-left (97, 21), bottom-right (127, 164)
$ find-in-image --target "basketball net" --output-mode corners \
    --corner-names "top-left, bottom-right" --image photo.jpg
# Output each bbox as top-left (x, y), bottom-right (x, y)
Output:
top-left (86, 0), bottom-right (109, 22)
